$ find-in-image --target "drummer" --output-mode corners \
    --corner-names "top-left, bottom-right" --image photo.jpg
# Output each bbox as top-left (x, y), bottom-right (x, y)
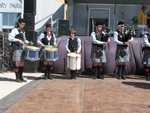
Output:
top-left (37, 23), bottom-right (57, 79)
top-left (66, 28), bottom-right (81, 79)
top-left (8, 18), bottom-right (29, 82)
top-left (143, 24), bottom-right (150, 81)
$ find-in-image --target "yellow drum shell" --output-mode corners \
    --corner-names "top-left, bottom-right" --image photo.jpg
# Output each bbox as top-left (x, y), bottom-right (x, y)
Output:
top-left (44, 47), bottom-right (58, 52)
top-left (67, 52), bottom-right (81, 58)
top-left (25, 46), bottom-right (40, 51)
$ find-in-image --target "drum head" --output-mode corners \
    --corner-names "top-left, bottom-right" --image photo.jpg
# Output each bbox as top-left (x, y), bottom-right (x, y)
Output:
top-left (26, 46), bottom-right (40, 51)
top-left (67, 52), bottom-right (80, 57)
top-left (45, 47), bottom-right (58, 52)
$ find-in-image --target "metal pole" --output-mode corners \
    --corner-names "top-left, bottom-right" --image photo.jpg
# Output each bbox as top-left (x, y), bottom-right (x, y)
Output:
top-left (113, 0), bottom-right (117, 30)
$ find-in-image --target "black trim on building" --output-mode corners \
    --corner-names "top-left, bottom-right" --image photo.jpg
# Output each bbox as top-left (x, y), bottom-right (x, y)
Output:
top-left (66, 0), bottom-right (150, 4)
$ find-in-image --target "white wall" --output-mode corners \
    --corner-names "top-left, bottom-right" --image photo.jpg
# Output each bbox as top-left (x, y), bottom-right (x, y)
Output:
top-left (35, 0), bottom-right (64, 31)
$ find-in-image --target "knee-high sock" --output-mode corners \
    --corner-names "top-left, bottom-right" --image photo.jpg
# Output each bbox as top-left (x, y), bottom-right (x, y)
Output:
top-left (121, 65), bottom-right (125, 75)
top-left (70, 70), bottom-right (76, 78)
top-left (18, 67), bottom-right (24, 80)
top-left (15, 67), bottom-right (20, 79)
top-left (45, 65), bottom-right (52, 78)
top-left (117, 65), bottom-right (122, 76)
top-left (144, 66), bottom-right (149, 76)
top-left (96, 67), bottom-right (103, 77)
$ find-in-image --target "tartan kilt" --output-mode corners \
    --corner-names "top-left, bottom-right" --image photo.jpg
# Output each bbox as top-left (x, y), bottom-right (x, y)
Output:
top-left (143, 47), bottom-right (150, 66)
top-left (38, 48), bottom-right (54, 72)
top-left (115, 45), bottom-right (129, 64)
top-left (13, 49), bottom-right (24, 62)
top-left (91, 44), bottom-right (106, 65)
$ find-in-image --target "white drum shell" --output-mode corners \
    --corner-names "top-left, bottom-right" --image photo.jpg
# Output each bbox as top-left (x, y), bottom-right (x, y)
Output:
top-left (67, 53), bottom-right (81, 70)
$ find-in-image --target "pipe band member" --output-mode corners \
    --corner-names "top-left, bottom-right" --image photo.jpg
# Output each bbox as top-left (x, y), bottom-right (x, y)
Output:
top-left (91, 23), bottom-right (110, 79)
top-left (66, 28), bottom-right (81, 79)
top-left (114, 21), bottom-right (134, 79)
top-left (8, 18), bottom-right (29, 82)
top-left (37, 23), bottom-right (57, 79)
top-left (143, 24), bottom-right (150, 81)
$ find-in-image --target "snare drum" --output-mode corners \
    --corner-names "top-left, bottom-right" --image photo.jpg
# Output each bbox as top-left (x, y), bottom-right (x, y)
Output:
top-left (44, 47), bottom-right (59, 61)
top-left (24, 46), bottom-right (40, 61)
top-left (67, 53), bottom-right (81, 70)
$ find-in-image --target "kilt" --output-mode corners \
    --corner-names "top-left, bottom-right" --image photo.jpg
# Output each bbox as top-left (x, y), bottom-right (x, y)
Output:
top-left (143, 47), bottom-right (150, 66)
top-left (38, 48), bottom-right (54, 71)
top-left (116, 45), bottom-right (129, 64)
top-left (13, 49), bottom-right (24, 62)
top-left (91, 44), bottom-right (106, 65)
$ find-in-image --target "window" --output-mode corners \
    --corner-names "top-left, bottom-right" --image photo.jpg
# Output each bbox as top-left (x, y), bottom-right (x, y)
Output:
top-left (2, 13), bottom-right (21, 26)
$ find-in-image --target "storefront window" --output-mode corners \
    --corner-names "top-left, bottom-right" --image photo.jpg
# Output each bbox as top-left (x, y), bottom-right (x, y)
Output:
top-left (2, 13), bottom-right (21, 26)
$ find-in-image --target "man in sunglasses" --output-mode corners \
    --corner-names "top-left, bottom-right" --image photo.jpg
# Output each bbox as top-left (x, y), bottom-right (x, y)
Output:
top-left (114, 21), bottom-right (133, 79)
top-left (91, 23), bottom-right (110, 79)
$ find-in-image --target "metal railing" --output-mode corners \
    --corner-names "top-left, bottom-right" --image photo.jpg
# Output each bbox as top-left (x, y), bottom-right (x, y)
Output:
top-left (0, 32), bottom-right (12, 72)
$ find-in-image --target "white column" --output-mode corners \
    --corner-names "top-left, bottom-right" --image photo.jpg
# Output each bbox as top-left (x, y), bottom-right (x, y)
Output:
top-left (64, 3), bottom-right (68, 20)
top-left (21, 0), bottom-right (24, 18)
top-left (67, 0), bottom-right (74, 27)
top-left (0, 13), bottom-right (3, 31)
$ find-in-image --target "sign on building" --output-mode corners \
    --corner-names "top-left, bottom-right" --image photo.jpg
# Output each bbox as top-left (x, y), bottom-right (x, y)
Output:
top-left (0, 0), bottom-right (23, 13)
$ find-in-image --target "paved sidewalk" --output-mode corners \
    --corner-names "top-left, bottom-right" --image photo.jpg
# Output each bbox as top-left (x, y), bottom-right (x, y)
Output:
top-left (3, 76), bottom-right (150, 113)
top-left (0, 72), bottom-right (42, 100)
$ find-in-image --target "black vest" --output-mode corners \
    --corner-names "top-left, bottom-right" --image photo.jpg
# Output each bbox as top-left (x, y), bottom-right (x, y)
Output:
top-left (117, 30), bottom-right (131, 42)
top-left (68, 37), bottom-right (78, 52)
top-left (146, 33), bottom-right (150, 43)
top-left (96, 32), bottom-right (108, 42)
top-left (12, 28), bottom-right (25, 50)
top-left (41, 32), bottom-right (54, 46)
top-left (94, 32), bottom-right (108, 48)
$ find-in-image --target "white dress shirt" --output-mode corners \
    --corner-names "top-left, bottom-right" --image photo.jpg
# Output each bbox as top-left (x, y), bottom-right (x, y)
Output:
top-left (114, 31), bottom-right (133, 45)
top-left (144, 32), bottom-right (150, 47)
top-left (91, 32), bottom-right (106, 45)
top-left (37, 32), bottom-right (57, 46)
top-left (8, 28), bottom-right (28, 43)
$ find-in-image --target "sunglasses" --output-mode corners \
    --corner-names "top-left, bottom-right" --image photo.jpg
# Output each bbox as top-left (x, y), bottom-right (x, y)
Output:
top-left (118, 25), bottom-right (124, 27)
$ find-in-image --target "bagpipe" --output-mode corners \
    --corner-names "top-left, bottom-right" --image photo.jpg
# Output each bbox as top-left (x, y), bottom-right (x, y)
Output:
top-left (101, 26), bottom-right (112, 42)
top-left (122, 25), bottom-right (136, 42)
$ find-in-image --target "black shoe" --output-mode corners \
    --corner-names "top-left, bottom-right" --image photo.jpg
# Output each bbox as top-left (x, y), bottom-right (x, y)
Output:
top-left (146, 76), bottom-right (150, 81)
top-left (97, 75), bottom-right (104, 79)
top-left (16, 78), bottom-right (22, 83)
top-left (97, 76), bottom-right (101, 79)
top-left (70, 74), bottom-right (76, 79)
top-left (100, 74), bottom-right (104, 79)
top-left (96, 72), bottom-right (101, 79)
top-left (44, 73), bottom-right (48, 79)
top-left (70, 75), bottom-right (74, 79)
top-left (121, 75), bottom-right (126, 80)
top-left (73, 75), bottom-right (77, 79)
top-left (20, 78), bottom-right (27, 82)
top-left (116, 75), bottom-right (121, 79)
top-left (15, 73), bottom-right (22, 83)
top-left (20, 75), bottom-right (27, 82)
top-left (47, 73), bottom-right (52, 79)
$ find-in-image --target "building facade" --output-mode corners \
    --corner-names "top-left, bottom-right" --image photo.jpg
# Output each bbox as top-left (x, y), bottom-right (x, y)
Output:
top-left (65, 0), bottom-right (150, 35)
top-left (0, 0), bottom-right (24, 32)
